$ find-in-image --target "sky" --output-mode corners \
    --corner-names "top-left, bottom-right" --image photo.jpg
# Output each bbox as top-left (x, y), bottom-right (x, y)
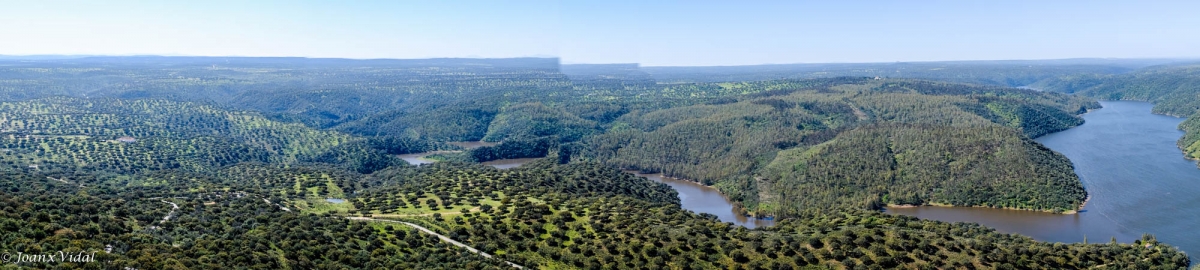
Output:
top-left (1, 0), bottom-right (1198, 66)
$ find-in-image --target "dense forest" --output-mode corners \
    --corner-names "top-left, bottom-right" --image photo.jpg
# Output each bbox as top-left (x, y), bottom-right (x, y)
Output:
top-left (0, 159), bottom-right (1190, 269)
top-left (1034, 64), bottom-right (1200, 163)
top-left (635, 59), bottom-right (1188, 86)
top-left (0, 97), bottom-right (399, 176)
top-left (0, 57), bottom-right (1194, 268)
top-left (0, 169), bottom-right (515, 269)
top-left (0, 67), bottom-right (1098, 216)
top-left (579, 79), bottom-right (1096, 216)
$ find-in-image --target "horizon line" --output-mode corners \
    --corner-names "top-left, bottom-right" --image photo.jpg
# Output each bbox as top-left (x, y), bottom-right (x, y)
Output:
top-left (2, 54), bottom-right (1199, 68)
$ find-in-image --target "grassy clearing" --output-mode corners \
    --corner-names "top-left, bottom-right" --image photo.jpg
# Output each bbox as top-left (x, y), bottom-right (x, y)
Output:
top-left (294, 197), bottom-right (356, 214)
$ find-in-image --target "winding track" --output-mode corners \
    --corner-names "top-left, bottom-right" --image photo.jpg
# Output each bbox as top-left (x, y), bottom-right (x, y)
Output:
top-left (347, 217), bottom-right (524, 269)
top-left (64, 175), bottom-right (506, 267)
top-left (159, 200), bottom-right (179, 223)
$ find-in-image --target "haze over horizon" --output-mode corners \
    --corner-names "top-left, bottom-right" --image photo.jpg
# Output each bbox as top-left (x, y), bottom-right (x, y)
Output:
top-left (2, 0), bottom-right (1199, 66)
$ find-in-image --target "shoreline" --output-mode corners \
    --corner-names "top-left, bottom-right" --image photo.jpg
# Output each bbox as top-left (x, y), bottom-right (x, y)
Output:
top-left (886, 196), bottom-right (1089, 215)
top-left (625, 169), bottom-right (778, 221)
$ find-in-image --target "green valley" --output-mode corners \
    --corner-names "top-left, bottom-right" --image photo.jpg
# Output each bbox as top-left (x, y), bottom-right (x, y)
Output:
top-left (0, 57), bottom-right (1195, 269)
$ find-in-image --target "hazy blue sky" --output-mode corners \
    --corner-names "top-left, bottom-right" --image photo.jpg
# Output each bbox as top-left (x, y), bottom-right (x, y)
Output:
top-left (1, 1), bottom-right (1197, 66)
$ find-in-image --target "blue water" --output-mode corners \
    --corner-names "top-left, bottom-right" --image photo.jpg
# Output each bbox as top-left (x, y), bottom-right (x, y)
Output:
top-left (325, 198), bottom-right (346, 204)
top-left (631, 172), bottom-right (775, 228)
top-left (890, 101), bottom-right (1200, 259)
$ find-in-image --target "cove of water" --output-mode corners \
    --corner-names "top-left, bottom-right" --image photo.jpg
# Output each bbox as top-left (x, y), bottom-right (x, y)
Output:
top-left (399, 149), bottom-right (771, 227)
top-left (630, 172), bottom-right (775, 229)
top-left (397, 151), bottom-right (535, 170)
top-left (398, 141), bottom-right (496, 164)
top-left (887, 101), bottom-right (1200, 258)
top-left (325, 198), bottom-right (346, 204)
top-left (480, 158), bottom-right (539, 169)
top-left (397, 153), bottom-right (437, 165)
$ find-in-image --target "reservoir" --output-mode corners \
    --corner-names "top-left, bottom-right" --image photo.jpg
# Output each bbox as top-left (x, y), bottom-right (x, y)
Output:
top-left (400, 150), bottom-right (770, 227)
top-left (481, 158), bottom-right (539, 169)
top-left (325, 198), bottom-right (346, 204)
top-left (398, 141), bottom-right (498, 165)
top-left (398, 151), bottom-right (536, 170)
top-left (397, 153), bottom-right (437, 165)
top-left (631, 172), bottom-right (775, 228)
top-left (887, 101), bottom-right (1200, 258)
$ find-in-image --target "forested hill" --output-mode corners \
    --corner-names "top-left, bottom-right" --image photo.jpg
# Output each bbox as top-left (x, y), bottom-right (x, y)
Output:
top-left (0, 57), bottom-right (1101, 217)
top-left (0, 56), bottom-right (1193, 268)
top-left (633, 58), bottom-right (1191, 86)
top-left (0, 57), bottom-right (1148, 140)
top-left (0, 97), bottom-right (403, 177)
top-left (1, 160), bottom-right (1189, 269)
top-left (1034, 64), bottom-right (1200, 162)
top-left (0, 57), bottom-right (1177, 139)
top-left (0, 57), bottom-right (570, 132)
top-left (578, 79), bottom-right (1097, 217)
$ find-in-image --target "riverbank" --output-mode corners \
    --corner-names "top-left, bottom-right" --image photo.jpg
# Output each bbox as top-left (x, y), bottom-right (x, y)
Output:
top-left (889, 101), bottom-right (1200, 261)
top-left (1063, 196), bottom-right (1091, 214)
top-left (397, 150), bottom-right (537, 169)
top-left (626, 170), bottom-right (775, 228)
top-left (653, 173), bottom-right (771, 218)
top-left (886, 195), bottom-right (1090, 215)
